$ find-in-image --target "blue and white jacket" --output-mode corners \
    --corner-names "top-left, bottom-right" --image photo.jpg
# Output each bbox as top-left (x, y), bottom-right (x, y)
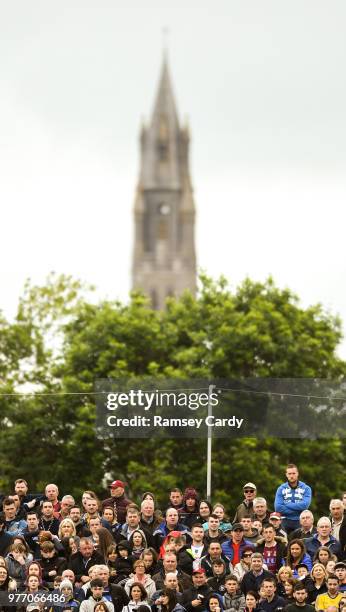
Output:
top-left (274, 480), bottom-right (312, 521)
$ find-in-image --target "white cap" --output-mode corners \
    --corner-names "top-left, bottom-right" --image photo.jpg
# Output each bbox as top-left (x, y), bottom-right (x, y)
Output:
top-left (243, 482), bottom-right (257, 490)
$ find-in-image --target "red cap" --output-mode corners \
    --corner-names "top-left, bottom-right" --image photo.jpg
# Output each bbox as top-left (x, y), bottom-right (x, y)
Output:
top-left (192, 568), bottom-right (206, 575)
top-left (270, 512), bottom-right (281, 520)
top-left (110, 480), bottom-right (127, 488)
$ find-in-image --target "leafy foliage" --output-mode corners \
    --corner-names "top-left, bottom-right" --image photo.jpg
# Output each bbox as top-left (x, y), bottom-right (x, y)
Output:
top-left (0, 274), bottom-right (345, 514)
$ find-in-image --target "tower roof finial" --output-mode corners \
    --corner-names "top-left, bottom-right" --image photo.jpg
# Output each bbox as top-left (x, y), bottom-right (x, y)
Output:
top-left (162, 26), bottom-right (170, 60)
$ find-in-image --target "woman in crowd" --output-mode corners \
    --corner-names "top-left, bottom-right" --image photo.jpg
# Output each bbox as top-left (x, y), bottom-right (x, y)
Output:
top-left (141, 492), bottom-right (156, 504)
top-left (282, 579), bottom-right (298, 605)
top-left (97, 527), bottom-right (115, 563)
top-left (0, 564), bottom-right (17, 592)
top-left (283, 539), bottom-right (312, 577)
top-left (154, 588), bottom-right (186, 612)
top-left (277, 566), bottom-right (294, 598)
top-left (102, 506), bottom-right (119, 540)
top-left (140, 548), bottom-right (158, 577)
top-left (212, 505), bottom-right (230, 532)
top-left (106, 544), bottom-right (118, 581)
top-left (129, 530), bottom-right (147, 560)
top-left (199, 500), bottom-right (212, 524)
top-left (26, 561), bottom-right (43, 582)
top-left (94, 604), bottom-right (110, 612)
top-left (0, 565), bottom-right (16, 612)
top-left (206, 594), bottom-right (224, 612)
top-left (179, 488), bottom-right (200, 529)
top-left (309, 563), bottom-right (328, 604)
top-left (326, 559), bottom-right (336, 577)
top-left (233, 548), bottom-right (255, 581)
top-left (60, 535), bottom-right (80, 561)
top-left (122, 582), bottom-right (151, 612)
top-left (252, 521), bottom-right (263, 536)
top-left (244, 591), bottom-right (261, 612)
top-left (312, 546), bottom-right (337, 567)
top-left (124, 560), bottom-right (156, 601)
top-left (58, 519), bottom-right (76, 541)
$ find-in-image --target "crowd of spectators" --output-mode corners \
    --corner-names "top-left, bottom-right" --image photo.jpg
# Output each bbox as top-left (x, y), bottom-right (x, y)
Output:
top-left (0, 464), bottom-right (345, 612)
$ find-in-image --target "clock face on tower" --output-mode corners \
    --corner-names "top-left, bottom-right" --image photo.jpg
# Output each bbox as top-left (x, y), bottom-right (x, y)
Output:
top-left (158, 203), bottom-right (170, 216)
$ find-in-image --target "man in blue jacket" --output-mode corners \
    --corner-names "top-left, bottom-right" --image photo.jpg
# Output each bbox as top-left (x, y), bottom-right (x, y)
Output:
top-left (274, 464), bottom-right (312, 534)
top-left (305, 516), bottom-right (341, 561)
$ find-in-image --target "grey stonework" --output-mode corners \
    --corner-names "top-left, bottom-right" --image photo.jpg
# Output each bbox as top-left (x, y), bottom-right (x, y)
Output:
top-left (132, 56), bottom-right (197, 309)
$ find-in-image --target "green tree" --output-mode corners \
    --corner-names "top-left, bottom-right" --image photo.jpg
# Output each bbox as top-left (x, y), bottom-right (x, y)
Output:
top-left (0, 274), bottom-right (345, 511)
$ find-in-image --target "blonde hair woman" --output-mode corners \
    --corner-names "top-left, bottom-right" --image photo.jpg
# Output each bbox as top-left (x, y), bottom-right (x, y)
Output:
top-left (58, 518), bottom-right (76, 540)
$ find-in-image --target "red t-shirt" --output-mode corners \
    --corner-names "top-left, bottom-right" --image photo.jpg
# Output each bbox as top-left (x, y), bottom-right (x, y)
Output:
top-left (231, 542), bottom-right (241, 566)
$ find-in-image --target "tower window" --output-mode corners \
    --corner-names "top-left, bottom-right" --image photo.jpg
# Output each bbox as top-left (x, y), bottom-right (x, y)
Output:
top-left (157, 141), bottom-right (168, 161)
top-left (151, 289), bottom-right (158, 310)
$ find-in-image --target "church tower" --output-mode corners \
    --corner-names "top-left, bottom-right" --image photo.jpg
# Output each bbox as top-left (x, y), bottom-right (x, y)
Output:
top-left (132, 56), bottom-right (197, 309)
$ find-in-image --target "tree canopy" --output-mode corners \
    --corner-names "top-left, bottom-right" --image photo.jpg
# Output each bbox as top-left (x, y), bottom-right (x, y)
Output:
top-left (0, 273), bottom-right (345, 513)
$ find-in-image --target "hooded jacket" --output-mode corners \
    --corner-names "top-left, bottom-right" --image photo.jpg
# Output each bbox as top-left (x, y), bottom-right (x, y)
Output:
top-left (274, 481), bottom-right (312, 521)
top-left (223, 591), bottom-right (246, 612)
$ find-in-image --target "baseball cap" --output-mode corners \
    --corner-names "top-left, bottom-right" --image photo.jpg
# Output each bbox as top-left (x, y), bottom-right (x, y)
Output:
top-left (243, 483), bottom-right (256, 490)
top-left (269, 512), bottom-right (281, 520)
top-left (334, 562), bottom-right (346, 570)
top-left (192, 568), bottom-right (206, 575)
top-left (232, 523), bottom-right (244, 531)
top-left (110, 480), bottom-right (127, 488)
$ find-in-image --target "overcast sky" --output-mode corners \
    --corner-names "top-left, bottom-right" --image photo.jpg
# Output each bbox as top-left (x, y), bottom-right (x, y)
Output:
top-left (1, 1), bottom-right (346, 358)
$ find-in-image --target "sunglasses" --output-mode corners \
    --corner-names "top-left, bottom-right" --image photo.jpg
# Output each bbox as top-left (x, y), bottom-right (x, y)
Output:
top-left (243, 553), bottom-right (252, 557)
top-left (244, 489), bottom-right (255, 493)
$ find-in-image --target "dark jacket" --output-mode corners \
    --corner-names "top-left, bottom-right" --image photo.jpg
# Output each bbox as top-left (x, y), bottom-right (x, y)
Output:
top-left (288, 527), bottom-right (317, 541)
top-left (39, 554), bottom-right (67, 585)
top-left (201, 554), bottom-right (229, 578)
top-left (285, 604), bottom-right (315, 612)
top-left (102, 495), bottom-right (131, 524)
top-left (179, 509), bottom-right (201, 530)
top-left (104, 583), bottom-right (129, 612)
top-left (260, 595), bottom-right (286, 612)
top-left (240, 569), bottom-right (274, 595)
top-left (207, 575), bottom-right (227, 595)
top-left (39, 517), bottom-right (60, 536)
top-left (0, 531), bottom-right (13, 556)
top-left (204, 531), bottom-right (228, 547)
top-left (339, 516), bottom-right (346, 559)
top-left (305, 533), bottom-right (341, 560)
top-left (152, 568), bottom-right (192, 591)
top-left (178, 544), bottom-right (209, 575)
top-left (139, 512), bottom-right (162, 535)
top-left (68, 550), bottom-right (104, 581)
top-left (181, 584), bottom-right (213, 612)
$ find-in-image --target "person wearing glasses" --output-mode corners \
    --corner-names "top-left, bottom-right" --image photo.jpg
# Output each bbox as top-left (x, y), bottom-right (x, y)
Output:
top-left (233, 484), bottom-right (257, 524)
top-left (233, 547), bottom-right (257, 581)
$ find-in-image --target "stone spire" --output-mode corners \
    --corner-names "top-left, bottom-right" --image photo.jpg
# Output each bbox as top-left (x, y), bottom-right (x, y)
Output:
top-left (132, 55), bottom-right (197, 309)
